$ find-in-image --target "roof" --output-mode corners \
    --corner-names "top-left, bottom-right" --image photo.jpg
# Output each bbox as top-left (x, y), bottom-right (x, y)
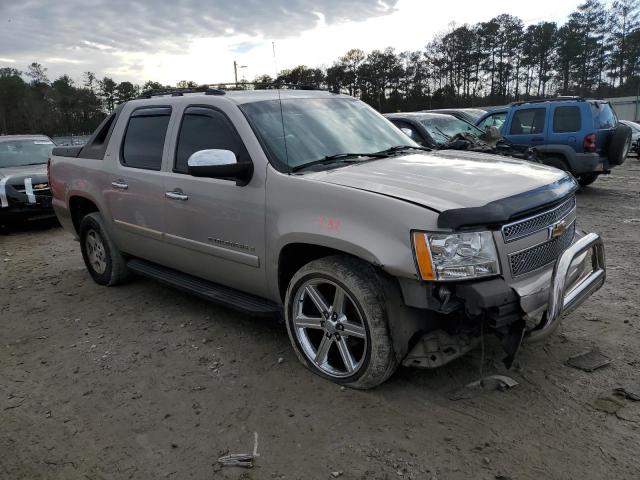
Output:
top-left (425, 108), bottom-right (487, 114)
top-left (510, 97), bottom-right (612, 107)
top-left (385, 112), bottom-right (454, 120)
top-left (0, 134), bottom-right (53, 143)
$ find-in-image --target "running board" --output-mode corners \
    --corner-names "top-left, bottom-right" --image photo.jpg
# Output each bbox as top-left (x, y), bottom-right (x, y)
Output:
top-left (127, 258), bottom-right (281, 316)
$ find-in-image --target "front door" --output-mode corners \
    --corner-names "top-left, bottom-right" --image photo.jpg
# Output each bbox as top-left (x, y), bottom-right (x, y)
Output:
top-left (104, 106), bottom-right (173, 264)
top-left (162, 106), bottom-right (267, 297)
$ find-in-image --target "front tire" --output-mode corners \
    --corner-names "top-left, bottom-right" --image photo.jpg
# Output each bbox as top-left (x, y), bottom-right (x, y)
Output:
top-left (79, 212), bottom-right (129, 286)
top-left (284, 255), bottom-right (397, 389)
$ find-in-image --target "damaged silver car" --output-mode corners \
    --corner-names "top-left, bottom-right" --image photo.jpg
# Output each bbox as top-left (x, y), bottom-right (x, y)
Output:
top-left (50, 89), bottom-right (606, 388)
top-left (386, 112), bottom-right (534, 160)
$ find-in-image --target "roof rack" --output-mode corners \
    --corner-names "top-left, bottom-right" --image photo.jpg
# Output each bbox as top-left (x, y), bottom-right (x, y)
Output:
top-left (136, 82), bottom-right (334, 99)
top-left (207, 82), bottom-right (328, 91)
top-left (137, 86), bottom-right (226, 99)
top-left (510, 96), bottom-right (585, 106)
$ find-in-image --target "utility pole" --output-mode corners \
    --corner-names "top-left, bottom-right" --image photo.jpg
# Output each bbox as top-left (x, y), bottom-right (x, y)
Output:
top-left (234, 61), bottom-right (247, 88)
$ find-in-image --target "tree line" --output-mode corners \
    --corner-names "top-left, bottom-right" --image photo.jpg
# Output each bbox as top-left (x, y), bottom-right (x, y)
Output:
top-left (1, 0), bottom-right (638, 136)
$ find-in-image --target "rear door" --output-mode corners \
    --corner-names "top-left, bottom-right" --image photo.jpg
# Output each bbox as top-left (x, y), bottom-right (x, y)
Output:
top-left (161, 105), bottom-right (267, 297)
top-left (547, 104), bottom-right (583, 152)
top-left (103, 106), bottom-right (173, 263)
top-left (503, 106), bottom-right (548, 147)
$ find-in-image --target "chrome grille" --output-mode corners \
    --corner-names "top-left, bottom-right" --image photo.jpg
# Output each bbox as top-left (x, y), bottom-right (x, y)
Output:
top-left (509, 221), bottom-right (576, 277)
top-left (502, 197), bottom-right (576, 243)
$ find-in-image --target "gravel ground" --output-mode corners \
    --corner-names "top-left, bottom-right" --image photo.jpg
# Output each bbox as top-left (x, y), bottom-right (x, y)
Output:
top-left (1, 160), bottom-right (640, 480)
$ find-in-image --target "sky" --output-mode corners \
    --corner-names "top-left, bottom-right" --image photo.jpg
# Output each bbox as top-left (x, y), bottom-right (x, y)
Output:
top-left (0, 0), bottom-right (582, 86)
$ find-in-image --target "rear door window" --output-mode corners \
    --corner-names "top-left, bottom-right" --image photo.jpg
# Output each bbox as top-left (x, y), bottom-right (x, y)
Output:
top-left (174, 107), bottom-right (249, 174)
top-left (510, 108), bottom-right (546, 135)
top-left (121, 107), bottom-right (171, 170)
top-left (553, 106), bottom-right (581, 133)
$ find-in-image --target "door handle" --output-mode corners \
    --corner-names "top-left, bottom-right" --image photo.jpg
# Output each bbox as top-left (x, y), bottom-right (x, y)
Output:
top-left (165, 189), bottom-right (189, 201)
top-left (532, 137), bottom-right (544, 142)
top-left (111, 180), bottom-right (128, 190)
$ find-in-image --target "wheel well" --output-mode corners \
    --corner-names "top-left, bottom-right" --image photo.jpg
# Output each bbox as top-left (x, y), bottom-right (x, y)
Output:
top-left (278, 243), bottom-right (350, 301)
top-left (69, 196), bottom-right (99, 234)
top-left (538, 153), bottom-right (571, 172)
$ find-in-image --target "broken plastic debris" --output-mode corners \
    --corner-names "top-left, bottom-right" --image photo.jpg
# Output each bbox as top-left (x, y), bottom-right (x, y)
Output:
top-left (216, 453), bottom-right (253, 468)
top-left (567, 349), bottom-right (611, 372)
top-left (216, 432), bottom-right (259, 468)
top-left (466, 375), bottom-right (519, 391)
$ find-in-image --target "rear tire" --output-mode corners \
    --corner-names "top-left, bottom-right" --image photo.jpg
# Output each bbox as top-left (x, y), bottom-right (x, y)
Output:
top-left (79, 212), bottom-right (129, 286)
top-left (284, 255), bottom-right (397, 389)
top-left (608, 123), bottom-right (632, 166)
top-left (578, 173), bottom-right (598, 187)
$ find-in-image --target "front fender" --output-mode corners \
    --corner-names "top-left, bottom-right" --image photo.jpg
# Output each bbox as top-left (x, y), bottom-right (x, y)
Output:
top-left (265, 167), bottom-right (438, 299)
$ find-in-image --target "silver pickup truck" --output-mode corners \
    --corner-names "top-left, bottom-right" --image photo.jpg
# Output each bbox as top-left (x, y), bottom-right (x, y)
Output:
top-left (49, 88), bottom-right (606, 388)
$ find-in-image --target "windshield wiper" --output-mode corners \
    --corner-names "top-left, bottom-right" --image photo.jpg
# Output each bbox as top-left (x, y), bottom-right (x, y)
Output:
top-left (291, 152), bottom-right (389, 173)
top-left (432, 126), bottom-right (453, 143)
top-left (375, 145), bottom-right (431, 154)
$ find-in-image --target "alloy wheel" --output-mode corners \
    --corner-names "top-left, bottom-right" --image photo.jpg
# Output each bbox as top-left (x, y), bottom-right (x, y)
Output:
top-left (85, 229), bottom-right (107, 274)
top-left (292, 279), bottom-right (368, 378)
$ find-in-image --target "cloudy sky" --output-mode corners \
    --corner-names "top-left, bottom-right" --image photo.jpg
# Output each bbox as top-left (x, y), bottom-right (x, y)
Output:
top-left (1, 0), bottom-right (581, 85)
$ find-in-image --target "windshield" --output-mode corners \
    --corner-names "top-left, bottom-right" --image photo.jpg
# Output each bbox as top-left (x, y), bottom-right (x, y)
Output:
top-left (0, 139), bottom-right (54, 167)
top-left (240, 97), bottom-right (415, 170)
top-left (419, 116), bottom-right (485, 145)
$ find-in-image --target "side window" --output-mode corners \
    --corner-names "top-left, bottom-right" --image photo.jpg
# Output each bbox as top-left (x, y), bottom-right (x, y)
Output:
top-left (174, 107), bottom-right (249, 173)
top-left (390, 120), bottom-right (423, 144)
top-left (478, 112), bottom-right (506, 131)
top-left (121, 107), bottom-right (171, 170)
top-left (553, 106), bottom-right (581, 133)
top-left (510, 108), bottom-right (546, 135)
top-left (591, 103), bottom-right (618, 129)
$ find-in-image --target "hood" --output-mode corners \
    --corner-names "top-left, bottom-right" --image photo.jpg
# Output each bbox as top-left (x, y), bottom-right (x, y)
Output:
top-left (0, 164), bottom-right (47, 180)
top-left (305, 150), bottom-right (571, 213)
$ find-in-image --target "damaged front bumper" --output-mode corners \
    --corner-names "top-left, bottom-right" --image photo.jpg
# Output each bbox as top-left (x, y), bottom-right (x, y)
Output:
top-left (400, 231), bottom-right (606, 369)
top-left (525, 232), bottom-right (605, 341)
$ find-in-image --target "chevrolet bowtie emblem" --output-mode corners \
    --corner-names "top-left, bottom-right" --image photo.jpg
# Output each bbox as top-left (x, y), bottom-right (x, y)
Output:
top-left (32, 183), bottom-right (48, 190)
top-left (550, 220), bottom-right (568, 239)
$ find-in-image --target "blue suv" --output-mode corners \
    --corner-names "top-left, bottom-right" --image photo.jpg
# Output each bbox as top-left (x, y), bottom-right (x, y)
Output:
top-left (476, 97), bottom-right (632, 186)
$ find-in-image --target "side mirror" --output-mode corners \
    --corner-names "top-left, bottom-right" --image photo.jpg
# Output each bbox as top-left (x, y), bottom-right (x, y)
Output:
top-left (187, 149), bottom-right (253, 186)
top-left (400, 127), bottom-right (415, 138)
top-left (487, 126), bottom-right (502, 140)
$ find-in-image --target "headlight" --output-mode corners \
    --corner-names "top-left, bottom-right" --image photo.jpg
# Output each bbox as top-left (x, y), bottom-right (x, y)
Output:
top-left (412, 231), bottom-right (500, 281)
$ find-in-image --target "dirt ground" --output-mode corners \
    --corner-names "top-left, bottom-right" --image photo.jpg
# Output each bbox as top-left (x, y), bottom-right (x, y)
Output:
top-left (1, 160), bottom-right (640, 480)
